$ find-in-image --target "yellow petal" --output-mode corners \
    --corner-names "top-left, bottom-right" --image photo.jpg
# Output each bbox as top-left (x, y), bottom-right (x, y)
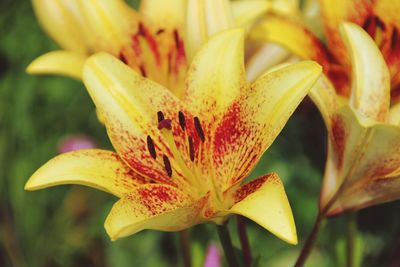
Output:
top-left (249, 17), bottom-right (331, 67)
top-left (213, 61), bottom-right (321, 189)
top-left (325, 121), bottom-right (400, 215)
top-left (27, 51), bottom-right (86, 80)
top-left (139, 0), bottom-right (186, 29)
top-left (185, 28), bottom-right (245, 117)
top-left (32, 0), bottom-right (89, 53)
top-left (231, 0), bottom-right (271, 28)
top-left (185, 0), bottom-right (235, 60)
top-left (389, 103), bottom-right (400, 125)
top-left (25, 149), bottom-right (144, 197)
top-left (228, 174), bottom-right (297, 244)
top-left (245, 43), bottom-right (291, 82)
top-left (105, 184), bottom-right (202, 240)
top-left (341, 22), bottom-right (390, 122)
top-left (308, 75), bottom-right (338, 128)
top-left (83, 52), bottom-right (185, 185)
top-left (319, 0), bottom-right (371, 66)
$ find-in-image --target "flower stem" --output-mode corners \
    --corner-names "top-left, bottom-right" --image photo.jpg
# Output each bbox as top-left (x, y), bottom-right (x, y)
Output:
top-left (216, 224), bottom-right (239, 267)
top-left (346, 213), bottom-right (357, 267)
top-left (236, 216), bottom-right (252, 267)
top-left (179, 230), bottom-right (192, 267)
top-left (294, 213), bottom-right (325, 267)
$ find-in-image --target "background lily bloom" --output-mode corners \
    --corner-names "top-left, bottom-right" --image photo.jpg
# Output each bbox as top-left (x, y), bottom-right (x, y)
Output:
top-left (25, 29), bottom-right (322, 243)
top-left (289, 22), bottom-right (400, 217)
top-left (28, 0), bottom-right (303, 92)
top-left (28, 0), bottom-right (189, 95)
top-left (314, 23), bottom-right (400, 216)
top-left (248, 0), bottom-right (400, 100)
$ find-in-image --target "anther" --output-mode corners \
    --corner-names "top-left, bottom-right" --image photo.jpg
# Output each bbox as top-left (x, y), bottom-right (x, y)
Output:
top-left (157, 111), bottom-right (165, 123)
top-left (194, 117), bottom-right (205, 142)
top-left (178, 111), bottom-right (186, 131)
top-left (158, 119), bottom-right (172, 130)
top-left (188, 136), bottom-right (195, 162)
top-left (163, 155), bottom-right (173, 177)
top-left (146, 135), bottom-right (157, 159)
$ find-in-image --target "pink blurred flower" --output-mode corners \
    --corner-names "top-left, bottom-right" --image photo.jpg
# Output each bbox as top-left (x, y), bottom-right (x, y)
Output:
top-left (204, 243), bottom-right (221, 267)
top-left (58, 135), bottom-right (96, 154)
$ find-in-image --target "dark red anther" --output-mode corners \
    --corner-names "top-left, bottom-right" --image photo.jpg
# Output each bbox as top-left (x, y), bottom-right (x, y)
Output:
top-left (194, 117), bottom-right (205, 142)
top-left (173, 29), bottom-right (180, 49)
top-left (157, 111), bottom-right (165, 123)
top-left (156, 28), bottom-right (165, 35)
top-left (138, 22), bottom-right (146, 36)
top-left (391, 29), bottom-right (399, 50)
top-left (188, 136), bottom-right (195, 162)
top-left (163, 155), bottom-right (173, 177)
top-left (158, 119), bottom-right (172, 130)
top-left (178, 111), bottom-right (186, 131)
top-left (146, 135), bottom-right (157, 159)
top-left (139, 65), bottom-right (147, 77)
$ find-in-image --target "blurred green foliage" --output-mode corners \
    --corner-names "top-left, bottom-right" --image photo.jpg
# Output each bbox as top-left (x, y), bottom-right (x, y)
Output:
top-left (1, 1), bottom-right (400, 267)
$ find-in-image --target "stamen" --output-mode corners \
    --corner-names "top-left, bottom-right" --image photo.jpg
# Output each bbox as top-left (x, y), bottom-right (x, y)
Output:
top-left (157, 111), bottom-right (165, 123)
top-left (188, 136), bottom-right (195, 162)
top-left (194, 117), bottom-right (205, 142)
top-left (146, 135), bottom-right (157, 159)
top-left (163, 155), bottom-right (173, 177)
top-left (138, 22), bottom-right (146, 36)
top-left (156, 28), bottom-right (165, 35)
top-left (158, 119), bottom-right (172, 130)
top-left (139, 65), bottom-right (147, 77)
top-left (178, 111), bottom-right (186, 130)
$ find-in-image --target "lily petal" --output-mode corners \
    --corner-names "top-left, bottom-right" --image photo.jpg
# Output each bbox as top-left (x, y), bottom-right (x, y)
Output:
top-left (25, 149), bottom-right (144, 197)
top-left (105, 184), bottom-right (203, 240)
top-left (319, 0), bottom-right (372, 66)
top-left (231, 0), bottom-right (270, 28)
top-left (139, 0), bottom-right (186, 29)
top-left (228, 174), bottom-right (297, 244)
top-left (389, 103), bottom-right (400, 125)
top-left (249, 17), bottom-right (331, 68)
top-left (341, 22), bottom-right (390, 122)
top-left (185, 0), bottom-right (235, 60)
top-left (83, 52), bottom-right (185, 185)
top-left (27, 50), bottom-right (86, 80)
top-left (214, 61), bottom-right (321, 187)
top-left (32, 0), bottom-right (89, 53)
top-left (326, 122), bottom-right (400, 215)
top-left (185, 28), bottom-right (245, 118)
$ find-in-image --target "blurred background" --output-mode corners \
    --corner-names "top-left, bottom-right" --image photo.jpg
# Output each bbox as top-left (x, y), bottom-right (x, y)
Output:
top-left (1, 0), bottom-right (400, 266)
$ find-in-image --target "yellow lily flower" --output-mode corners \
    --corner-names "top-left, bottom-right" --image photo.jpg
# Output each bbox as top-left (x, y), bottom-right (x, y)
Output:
top-left (25, 29), bottom-right (322, 242)
top-left (249, 0), bottom-right (400, 99)
top-left (28, 0), bottom-right (300, 90)
top-left (28, 0), bottom-right (188, 96)
top-left (297, 22), bottom-right (399, 216)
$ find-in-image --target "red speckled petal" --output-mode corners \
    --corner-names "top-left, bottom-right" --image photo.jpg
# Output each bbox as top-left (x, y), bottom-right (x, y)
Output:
top-left (104, 184), bottom-right (205, 240)
top-left (226, 174), bottom-right (297, 244)
top-left (248, 17), bottom-right (350, 95)
top-left (25, 149), bottom-right (146, 198)
top-left (322, 109), bottom-right (400, 215)
top-left (320, 0), bottom-right (372, 67)
top-left (212, 61), bottom-right (321, 189)
top-left (83, 53), bottom-right (188, 186)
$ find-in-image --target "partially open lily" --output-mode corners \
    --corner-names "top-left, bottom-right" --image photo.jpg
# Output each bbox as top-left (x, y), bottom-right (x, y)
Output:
top-left (307, 23), bottom-right (400, 216)
top-left (249, 0), bottom-right (400, 99)
top-left (25, 29), bottom-right (322, 243)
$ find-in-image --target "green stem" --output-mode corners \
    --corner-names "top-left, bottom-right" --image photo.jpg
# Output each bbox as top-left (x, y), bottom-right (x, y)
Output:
top-left (346, 213), bottom-right (357, 267)
top-left (179, 230), bottom-right (192, 267)
top-left (294, 213), bottom-right (325, 267)
top-left (216, 224), bottom-right (239, 267)
top-left (236, 216), bottom-right (252, 267)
